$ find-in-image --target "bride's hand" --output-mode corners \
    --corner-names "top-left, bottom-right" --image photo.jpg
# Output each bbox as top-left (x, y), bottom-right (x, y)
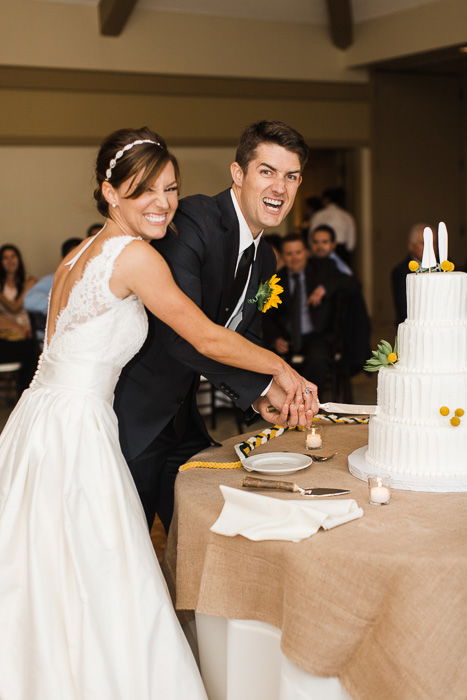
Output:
top-left (273, 361), bottom-right (319, 416)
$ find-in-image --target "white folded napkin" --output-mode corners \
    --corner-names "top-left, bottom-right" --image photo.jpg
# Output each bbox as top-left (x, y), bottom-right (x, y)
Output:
top-left (211, 485), bottom-right (363, 543)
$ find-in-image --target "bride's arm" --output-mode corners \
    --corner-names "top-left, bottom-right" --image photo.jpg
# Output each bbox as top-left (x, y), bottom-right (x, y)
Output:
top-left (114, 240), bottom-right (317, 414)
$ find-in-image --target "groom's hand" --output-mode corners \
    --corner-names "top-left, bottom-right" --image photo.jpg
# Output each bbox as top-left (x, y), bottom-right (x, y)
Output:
top-left (253, 382), bottom-right (313, 427)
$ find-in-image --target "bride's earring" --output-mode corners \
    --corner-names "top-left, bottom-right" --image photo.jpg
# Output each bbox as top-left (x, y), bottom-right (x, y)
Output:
top-left (112, 203), bottom-right (117, 208)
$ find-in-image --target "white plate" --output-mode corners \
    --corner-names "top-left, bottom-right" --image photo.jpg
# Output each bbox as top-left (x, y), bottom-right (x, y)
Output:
top-left (234, 446), bottom-right (312, 475)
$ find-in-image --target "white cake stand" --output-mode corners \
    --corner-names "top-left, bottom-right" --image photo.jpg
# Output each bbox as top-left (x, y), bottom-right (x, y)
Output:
top-left (348, 445), bottom-right (467, 492)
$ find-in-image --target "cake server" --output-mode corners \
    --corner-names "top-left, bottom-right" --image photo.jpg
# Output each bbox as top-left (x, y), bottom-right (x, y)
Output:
top-left (242, 476), bottom-right (350, 497)
top-left (319, 402), bottom-right (378, 415)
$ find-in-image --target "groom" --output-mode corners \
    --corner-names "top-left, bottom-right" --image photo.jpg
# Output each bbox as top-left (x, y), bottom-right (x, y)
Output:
top-left (114, 120), bottom-right (311, 532)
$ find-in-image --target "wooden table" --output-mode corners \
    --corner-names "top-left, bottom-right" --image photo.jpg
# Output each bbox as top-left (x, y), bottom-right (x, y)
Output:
top-left (164, 424), bottom-right (467, 700)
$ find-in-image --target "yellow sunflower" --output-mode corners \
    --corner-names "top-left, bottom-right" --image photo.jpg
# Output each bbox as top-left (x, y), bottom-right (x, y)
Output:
top-left (261, 274), bottom-right (284, 313)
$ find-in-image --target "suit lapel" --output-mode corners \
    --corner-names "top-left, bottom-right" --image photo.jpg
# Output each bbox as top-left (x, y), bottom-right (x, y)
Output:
top-left (215, 190), bottom-right (241, 324)
top-left (236, 245), bottom-right (267, 331)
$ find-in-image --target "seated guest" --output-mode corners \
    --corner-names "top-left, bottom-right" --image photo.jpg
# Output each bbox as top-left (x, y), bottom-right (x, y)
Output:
top-left (25, 237), bottom-right (83, 323)
top-left (0, 244), bottom-right (38, 391)
top-left (391, 223), bottom-right (427, 325)
top-left (263, 233), bottom-right (354, 395)
top-left (309, 224), bottom-right (352, 275)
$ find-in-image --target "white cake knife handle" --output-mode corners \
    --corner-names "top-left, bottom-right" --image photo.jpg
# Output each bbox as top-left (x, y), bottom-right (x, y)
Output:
top-left (319, 402), bottom-right (379, 415)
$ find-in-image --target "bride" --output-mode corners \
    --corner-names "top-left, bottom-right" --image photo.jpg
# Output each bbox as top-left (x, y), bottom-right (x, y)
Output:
top-left (0, 127), bottom-right (316, 699)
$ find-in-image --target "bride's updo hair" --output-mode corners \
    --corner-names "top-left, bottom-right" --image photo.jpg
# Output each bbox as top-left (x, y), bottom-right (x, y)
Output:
top-left (94, 126), bottom-right (180, 217)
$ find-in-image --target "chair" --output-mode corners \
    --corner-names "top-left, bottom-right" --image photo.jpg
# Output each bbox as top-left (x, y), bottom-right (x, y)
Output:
top-left (0, 362), bottom-right (22, 406)
top-left (197, 376), bottom-right (244, 433)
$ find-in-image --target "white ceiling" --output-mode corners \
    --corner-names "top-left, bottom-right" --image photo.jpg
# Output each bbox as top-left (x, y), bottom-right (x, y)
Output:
top-left (33, 0), bottom-right (440, 25)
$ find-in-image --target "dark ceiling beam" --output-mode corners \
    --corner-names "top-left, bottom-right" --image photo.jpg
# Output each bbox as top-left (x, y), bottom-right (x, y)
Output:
top-left (326, 0), bottom-right (353, 50)
top-left (98, 0), bottom-right (138, 37)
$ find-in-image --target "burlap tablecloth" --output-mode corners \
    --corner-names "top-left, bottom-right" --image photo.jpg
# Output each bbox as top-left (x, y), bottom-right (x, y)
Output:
top-left (164, 423), bottom-right (467, 700)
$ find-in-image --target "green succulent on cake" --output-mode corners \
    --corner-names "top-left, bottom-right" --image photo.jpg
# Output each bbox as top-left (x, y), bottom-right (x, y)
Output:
top-left (364, 340), bottom-right (398, 372)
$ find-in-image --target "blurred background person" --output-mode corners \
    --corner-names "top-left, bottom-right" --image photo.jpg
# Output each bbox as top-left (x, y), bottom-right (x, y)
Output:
top-left (86, 222), bottom-right (104, 237)
top-left (25, 237), bottom-right (83, 342)
top-left (263, 232), bottom-right (284, 270)
top-left (310, 187), bottom-right (356, 266)
top-left (300, 195), bottom-right (322, 239)
top-left (309, 224), bottom-right (352, 275)
top-left (0, 244), bottom-right (38, 391)
top-left (391, 223), bottom-right (428, 325)
top-left (263, 233), bottom-right (354, 398)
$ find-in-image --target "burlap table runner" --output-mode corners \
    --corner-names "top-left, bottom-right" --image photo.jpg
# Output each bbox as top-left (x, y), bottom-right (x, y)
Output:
top-left (164, 423), bottom-right (467, 700)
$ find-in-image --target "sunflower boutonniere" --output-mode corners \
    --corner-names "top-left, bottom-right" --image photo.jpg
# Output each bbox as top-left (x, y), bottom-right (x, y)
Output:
top-left (248, 274), bottom-right (283, 313)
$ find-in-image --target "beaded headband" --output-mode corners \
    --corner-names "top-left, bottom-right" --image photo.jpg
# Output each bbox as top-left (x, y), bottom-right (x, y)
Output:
top-left (105, 139), bottom-right (162, 181)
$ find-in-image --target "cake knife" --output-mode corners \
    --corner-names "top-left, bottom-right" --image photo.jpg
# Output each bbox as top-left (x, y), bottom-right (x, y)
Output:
top-left (266, 402), bottom-right (378, 415)
top-left (318, 402), bottom-right (378, 416)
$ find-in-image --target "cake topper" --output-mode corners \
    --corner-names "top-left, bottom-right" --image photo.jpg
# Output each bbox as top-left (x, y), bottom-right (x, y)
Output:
top-left (438, 221), bottom-right (448, 263)
top-left (421, 226), bottom-right (437, 269)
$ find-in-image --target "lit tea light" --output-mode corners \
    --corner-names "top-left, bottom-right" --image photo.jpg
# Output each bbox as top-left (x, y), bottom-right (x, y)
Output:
top-left (306, 427), bottom-right (322, 449)
top-left (368, 475), bottom-right (391, 505)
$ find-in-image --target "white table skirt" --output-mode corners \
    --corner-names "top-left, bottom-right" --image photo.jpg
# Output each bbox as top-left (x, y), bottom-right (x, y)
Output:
top-left (195, 613), bottom-right (351, 700)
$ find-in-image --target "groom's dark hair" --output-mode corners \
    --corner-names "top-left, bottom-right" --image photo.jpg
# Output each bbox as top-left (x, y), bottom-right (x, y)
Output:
top-left (235, 120), bottom-right (309, 173)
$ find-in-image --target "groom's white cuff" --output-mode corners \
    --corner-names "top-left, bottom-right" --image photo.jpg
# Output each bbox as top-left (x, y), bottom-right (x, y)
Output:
top-left (251, 378), bottom-right (273, 413)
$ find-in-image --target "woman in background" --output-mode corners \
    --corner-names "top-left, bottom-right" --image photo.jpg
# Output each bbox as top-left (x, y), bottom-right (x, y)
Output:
top-left (0, 244), bottom-right (38, 390)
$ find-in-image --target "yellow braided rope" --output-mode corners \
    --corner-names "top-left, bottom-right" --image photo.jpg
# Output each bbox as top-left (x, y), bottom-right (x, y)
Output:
top-left (179, 414), bottom-right (368, 471)
top-left (179, 425), bottom-right (303, 471)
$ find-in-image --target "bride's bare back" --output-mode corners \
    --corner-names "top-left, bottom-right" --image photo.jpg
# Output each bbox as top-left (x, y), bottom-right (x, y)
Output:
top-left (46, 230), bottom-right (134, 349)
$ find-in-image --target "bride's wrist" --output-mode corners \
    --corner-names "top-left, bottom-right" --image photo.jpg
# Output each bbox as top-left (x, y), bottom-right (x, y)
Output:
top-left (271, 356), bottom-right (289, 378)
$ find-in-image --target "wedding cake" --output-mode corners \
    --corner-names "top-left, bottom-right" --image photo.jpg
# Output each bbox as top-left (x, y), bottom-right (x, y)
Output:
top-left (349, 226), bottom-right (467, 492)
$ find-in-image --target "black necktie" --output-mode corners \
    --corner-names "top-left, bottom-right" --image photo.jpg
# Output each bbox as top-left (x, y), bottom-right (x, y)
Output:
top-left (225, 243), bottom-right (255, 322)
top-left (291, 272), bottom-right (302, 353)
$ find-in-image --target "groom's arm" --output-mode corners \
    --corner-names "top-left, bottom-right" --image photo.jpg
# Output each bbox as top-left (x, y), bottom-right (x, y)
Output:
top-left (153, 203), bottom-right (272, 410)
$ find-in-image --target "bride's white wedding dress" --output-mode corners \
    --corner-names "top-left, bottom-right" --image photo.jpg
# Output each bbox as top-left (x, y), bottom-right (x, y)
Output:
top-left (0, 235), bottom-right (207, 699)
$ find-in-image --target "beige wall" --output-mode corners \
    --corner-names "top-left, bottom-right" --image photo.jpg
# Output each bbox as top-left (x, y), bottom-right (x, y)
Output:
top-left (347, 0), bottom-right (467, 67)
top-left (0, 71), bottom-right (369, 274)
top-left (0, 145), bottom-right (241, 278)
top-left (0, 86), bottom-right (370, 147)
top-left (1, 0), bottom-right (366, 83)
top-left (4, 0), bottom-right (466, 80)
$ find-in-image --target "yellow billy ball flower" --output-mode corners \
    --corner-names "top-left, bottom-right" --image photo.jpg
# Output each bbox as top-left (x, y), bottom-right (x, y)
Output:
top-left (440, 260), bottom-right (451, 271)
top-left (439, 406), bottom-right (450, 416)
top-left (455, 408), bottom-right (464, 417)
top-left (450, 416), bottom-right (461, 427)
top-left (408, 260), bottom-right (419, 272)
top-left (449, 261), bottom-right (455, 271)
top-left (387, 352), bottom-right (398, 364)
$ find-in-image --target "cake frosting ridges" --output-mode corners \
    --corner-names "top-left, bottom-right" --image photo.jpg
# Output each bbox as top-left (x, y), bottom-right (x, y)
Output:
top-left (376, 367), bottom-right (467, 424)
top-left (397, 321), bottom-right (467, 372)
top-left (366, 418), bottom-right (466, 478)
top-left (407, 271), bottom-right (467, 321)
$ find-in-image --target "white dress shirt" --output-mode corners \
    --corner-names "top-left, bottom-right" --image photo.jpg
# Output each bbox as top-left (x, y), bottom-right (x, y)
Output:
top-left (228, 189), bottom-right (272, 400)
top-left (226, 189), bottom-right (262, 331)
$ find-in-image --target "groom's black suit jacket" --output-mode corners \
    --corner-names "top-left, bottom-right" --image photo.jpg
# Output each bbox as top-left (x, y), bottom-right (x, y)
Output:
top-left (114, 189), bottom-right (275, 461)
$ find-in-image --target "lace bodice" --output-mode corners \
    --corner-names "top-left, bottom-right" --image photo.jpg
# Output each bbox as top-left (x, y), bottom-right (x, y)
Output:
top-left (36, 236), bottom-right (148, 381)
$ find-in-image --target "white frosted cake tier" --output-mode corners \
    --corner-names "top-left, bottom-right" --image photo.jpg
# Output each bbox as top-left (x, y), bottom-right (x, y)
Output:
top-left (365, 417), bottom-right (467, 488)
top-left (407, 271), bottom-right (467, 321)
top-left (376, 366), bottom-right (467, 424)
top-left (348, 440), bottom-right (467, 492)
top-left (397, 320), bottom-right (467, 372)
